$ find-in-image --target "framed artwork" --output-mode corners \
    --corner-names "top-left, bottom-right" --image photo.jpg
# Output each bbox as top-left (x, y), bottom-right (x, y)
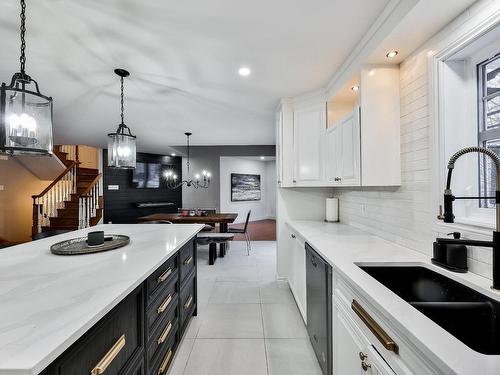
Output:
top-left (231, 173), bottom-right (261, 201)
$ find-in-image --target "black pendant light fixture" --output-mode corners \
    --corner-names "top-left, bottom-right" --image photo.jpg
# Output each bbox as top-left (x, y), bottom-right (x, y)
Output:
top-left (165, 132), bottom-right (211, 189)
top-left (107, 68), bottom-right (136, 169)
top-left (0, 0), bottom-right (54, 155)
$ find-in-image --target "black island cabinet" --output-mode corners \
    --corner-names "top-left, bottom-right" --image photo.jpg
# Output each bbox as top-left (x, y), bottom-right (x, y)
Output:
top-left (45, 238), bottom-right (197, 375)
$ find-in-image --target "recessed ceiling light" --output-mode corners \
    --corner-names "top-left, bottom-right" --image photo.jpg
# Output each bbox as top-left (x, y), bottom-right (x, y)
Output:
top-left (351, 85), bottom-right (359, 92)
top-left (171, 153), bottom-right (176, 157)
top-left (260, 156), bottom-right (265, 160)
top-left (386, 50), bottom-right (398, 59)
top-left (238, 67), bottom-right (251, 77)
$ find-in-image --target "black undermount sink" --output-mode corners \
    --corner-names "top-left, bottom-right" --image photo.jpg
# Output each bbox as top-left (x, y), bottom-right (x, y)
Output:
top-left (359, 265), bottom-right (500, 355)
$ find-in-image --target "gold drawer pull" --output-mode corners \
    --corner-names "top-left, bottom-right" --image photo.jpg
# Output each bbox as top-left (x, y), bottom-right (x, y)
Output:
top-left (157, 294), bottom-right (172, 314)
top-left (183, 255), bottom-right (193, 265)
top-left (157, 267), bottom-right (172, 283)
top-left (90, 334), bottom-right (126, 375)
top-left (157, 321), bottom-right (173, 345)
top-left (158, 348), bottom-right (173, 374)
top-left (184, 295), bottom-right (193, 310)
top-left (352, 300), bottom-right (399, 354)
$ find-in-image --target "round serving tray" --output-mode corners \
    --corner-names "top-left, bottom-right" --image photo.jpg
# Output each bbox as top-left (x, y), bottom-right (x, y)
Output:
top-left (50, 234), bottom-right (130, 255)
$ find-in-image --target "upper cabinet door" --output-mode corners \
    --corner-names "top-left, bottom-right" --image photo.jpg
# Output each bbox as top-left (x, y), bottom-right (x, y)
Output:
top-left (293, 103), bottom-right (326, 185)
top-left (276, 111), bottom-right (284, 186)
top-left (325, 107), bottom-right (361, 186)
top-left (326, 123), bottom-right (342, 184)
top-left (339, 107), bottom-right (360, 185)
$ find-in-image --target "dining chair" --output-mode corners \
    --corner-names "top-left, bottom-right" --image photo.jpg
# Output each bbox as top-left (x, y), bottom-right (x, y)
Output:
top-left (227, 210), bottom-right (252, 255)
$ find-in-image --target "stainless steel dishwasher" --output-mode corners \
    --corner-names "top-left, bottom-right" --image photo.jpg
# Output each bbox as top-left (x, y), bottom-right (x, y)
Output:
top-left (306, 242), bottom-right (332, 375)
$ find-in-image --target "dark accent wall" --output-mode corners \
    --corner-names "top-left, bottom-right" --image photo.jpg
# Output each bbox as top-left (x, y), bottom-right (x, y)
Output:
top-left (103, 150), bottom-right (182, 223)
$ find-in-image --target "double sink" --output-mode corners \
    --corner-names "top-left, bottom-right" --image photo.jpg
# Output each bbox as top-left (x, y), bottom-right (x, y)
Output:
top-left (359, 265), bottom-right (500, 355)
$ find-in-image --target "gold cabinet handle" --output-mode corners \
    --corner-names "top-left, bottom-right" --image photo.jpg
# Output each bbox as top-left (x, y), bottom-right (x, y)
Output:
top-left (352, 300), bottom-right (399, 354)
top-left (157, 294), bottom-right (172, 314)
top-left (90, 334), bottom-right (126, 375)
top-left (157, 321), bottom-right (173, 345)
top-left (184, 295), bottom-right (193, 310)
top-left (157, 267), bottom-right (172, 283)
top-left (183, 256), bottom-right (193, 265)
top-left (158, 348), bottom-right (173, 374)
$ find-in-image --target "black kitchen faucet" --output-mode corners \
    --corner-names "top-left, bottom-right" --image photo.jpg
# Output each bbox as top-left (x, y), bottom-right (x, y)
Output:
top-left (436, 146), bottom-right (500, 290)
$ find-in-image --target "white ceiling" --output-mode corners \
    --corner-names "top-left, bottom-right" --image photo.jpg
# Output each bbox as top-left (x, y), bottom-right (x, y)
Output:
top-left (0, 0), bottom-right (393, 151)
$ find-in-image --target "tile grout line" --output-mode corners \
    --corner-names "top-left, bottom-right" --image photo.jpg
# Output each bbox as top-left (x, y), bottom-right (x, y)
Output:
top-left (259, 276), bottom-right (271, 375)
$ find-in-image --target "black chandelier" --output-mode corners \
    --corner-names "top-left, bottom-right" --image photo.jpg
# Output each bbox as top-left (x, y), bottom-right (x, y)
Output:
top-left (0, 0), bottom-right (54, 155)
top-left (164, 132), bottom-right (211, 189)
top-left (107, 68), bottom-right (136, 169)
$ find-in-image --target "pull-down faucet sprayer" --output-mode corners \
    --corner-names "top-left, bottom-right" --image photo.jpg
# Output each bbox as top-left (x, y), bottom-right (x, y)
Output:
top-left (436, 146), bottom-right (500, 290)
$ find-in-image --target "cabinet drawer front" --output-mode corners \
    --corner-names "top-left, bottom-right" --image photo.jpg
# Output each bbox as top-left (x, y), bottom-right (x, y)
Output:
top-left (146, 305), bottom-right (178, 363)
top-left (147, 255), bottom-right (178, 305)
top-left (180, 274), bottom-right (196, 330)
top-left (147, 280), bottom-right (178, 332)
top-left (50, 287), bottom-right (143, 375)
top-left (179, 240), bottom-right (195, 285)
top-left (149, 333), bottom-right (178, 375)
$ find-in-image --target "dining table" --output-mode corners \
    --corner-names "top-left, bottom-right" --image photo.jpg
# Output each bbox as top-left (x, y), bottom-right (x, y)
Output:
top-left (137, 212), bottom-right (238, 257)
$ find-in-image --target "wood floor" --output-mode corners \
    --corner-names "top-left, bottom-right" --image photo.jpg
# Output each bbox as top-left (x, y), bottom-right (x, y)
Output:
top-left (229, 219), bottom-right (276, 241)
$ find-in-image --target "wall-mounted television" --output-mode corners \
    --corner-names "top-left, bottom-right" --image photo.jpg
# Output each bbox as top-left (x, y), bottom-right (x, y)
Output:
top-left (132, 162), bottom-right (161, 188)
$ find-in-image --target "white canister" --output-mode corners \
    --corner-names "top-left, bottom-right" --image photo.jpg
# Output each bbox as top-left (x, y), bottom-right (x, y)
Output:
top-left (326, 198), bottom-right (339, 222)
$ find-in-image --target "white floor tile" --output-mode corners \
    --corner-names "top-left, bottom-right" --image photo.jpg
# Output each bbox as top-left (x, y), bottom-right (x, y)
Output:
top-left (215, 265), bottom-right (260, 282)
top-left (260, 281), bottom-right (295, 304)
top-left (209, 282), bottom-right (260, 304)
top-left (262, 303), bottom-right (308, 338)
top-left (183, 339), bottom-right (267, 375)
top-left (266, 339), bottom-right (323, 375)
top-left (197, 304), bottom-right (264, 338)
top-left (166, 338), bottom-right (195, 375)
top-left (168, 241), bottom-right (322, 375)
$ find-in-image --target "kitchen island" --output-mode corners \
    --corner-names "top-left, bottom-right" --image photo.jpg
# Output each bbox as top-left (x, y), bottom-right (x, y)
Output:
top-left (0, 223), bottom-right (203, 375)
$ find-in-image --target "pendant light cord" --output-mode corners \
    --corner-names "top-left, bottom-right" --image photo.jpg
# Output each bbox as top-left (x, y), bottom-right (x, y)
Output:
top-left (20, 0), bottom-right (26, 74)
top-left (120, 76), bottom-right (125, 125)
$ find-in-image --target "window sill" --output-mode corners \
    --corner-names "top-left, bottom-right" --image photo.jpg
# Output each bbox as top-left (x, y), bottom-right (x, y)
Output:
top-left (435, 219), bottom-right (493, 239)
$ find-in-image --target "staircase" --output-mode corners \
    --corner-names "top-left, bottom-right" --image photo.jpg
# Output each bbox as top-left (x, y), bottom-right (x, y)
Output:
top-left (32, 145), bottom-right (103, 236)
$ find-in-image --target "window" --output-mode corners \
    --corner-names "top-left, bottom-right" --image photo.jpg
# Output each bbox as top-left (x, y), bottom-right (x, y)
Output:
top-left (478, 55), bottom-right (500, 208)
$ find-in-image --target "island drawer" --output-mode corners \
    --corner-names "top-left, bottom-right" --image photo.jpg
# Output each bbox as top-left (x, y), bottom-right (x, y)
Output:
top-left (146, 279), bottom-right (178, 332)
top-left (148, 331), bottom-right (178, 375)
top-left (179, 240), bottom-right (195, 285)
top-left (146, 303), bottom-right (178, 363)
top-left (146, 255), bottom-right (178, 305)
top-left (180, 273), bottom-right (196, 330)
top-left (48, 286), bottom-right (143, 375)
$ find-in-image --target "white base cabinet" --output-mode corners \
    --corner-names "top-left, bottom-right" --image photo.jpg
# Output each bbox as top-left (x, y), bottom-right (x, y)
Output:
top-left (283, 224), bottom-right (307, 321)
top-left (334, 296), bottom-right (396, 375)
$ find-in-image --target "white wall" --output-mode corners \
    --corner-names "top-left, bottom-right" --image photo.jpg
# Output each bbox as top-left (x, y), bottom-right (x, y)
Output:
top-left (220, 157), bottom-right (276, 223)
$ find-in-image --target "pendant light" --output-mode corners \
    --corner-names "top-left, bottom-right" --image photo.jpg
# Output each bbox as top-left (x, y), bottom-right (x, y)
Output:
top-left (0, 0), bottom-right (54, 155)
top-left (165, 132), bottom-right (211, 189)
top-left (107, 68), bottom-right (136, 169)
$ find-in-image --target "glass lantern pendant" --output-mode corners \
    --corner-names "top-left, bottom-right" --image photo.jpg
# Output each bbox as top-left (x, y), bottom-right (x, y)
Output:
top-left (0, 0), bottom-right (54, 155)
top-left (107, 68), bottom-right (136, 169)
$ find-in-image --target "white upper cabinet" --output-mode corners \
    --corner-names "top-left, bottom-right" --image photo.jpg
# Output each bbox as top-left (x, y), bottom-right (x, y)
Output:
top-left (326, 107), bottom-right (361, 186)
top-left (276, 100), bottom-right (295, 187)
top-left (359, 66), bottom-right (401, 186)
top-left (293, 102), bottom-right (326, 185)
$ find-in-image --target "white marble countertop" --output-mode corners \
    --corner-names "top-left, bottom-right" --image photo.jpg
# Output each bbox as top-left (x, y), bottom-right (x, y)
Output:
top-left (0, 223), bottom-right (203, 375)
top-left (286, 220), bottom-right (500, 375)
